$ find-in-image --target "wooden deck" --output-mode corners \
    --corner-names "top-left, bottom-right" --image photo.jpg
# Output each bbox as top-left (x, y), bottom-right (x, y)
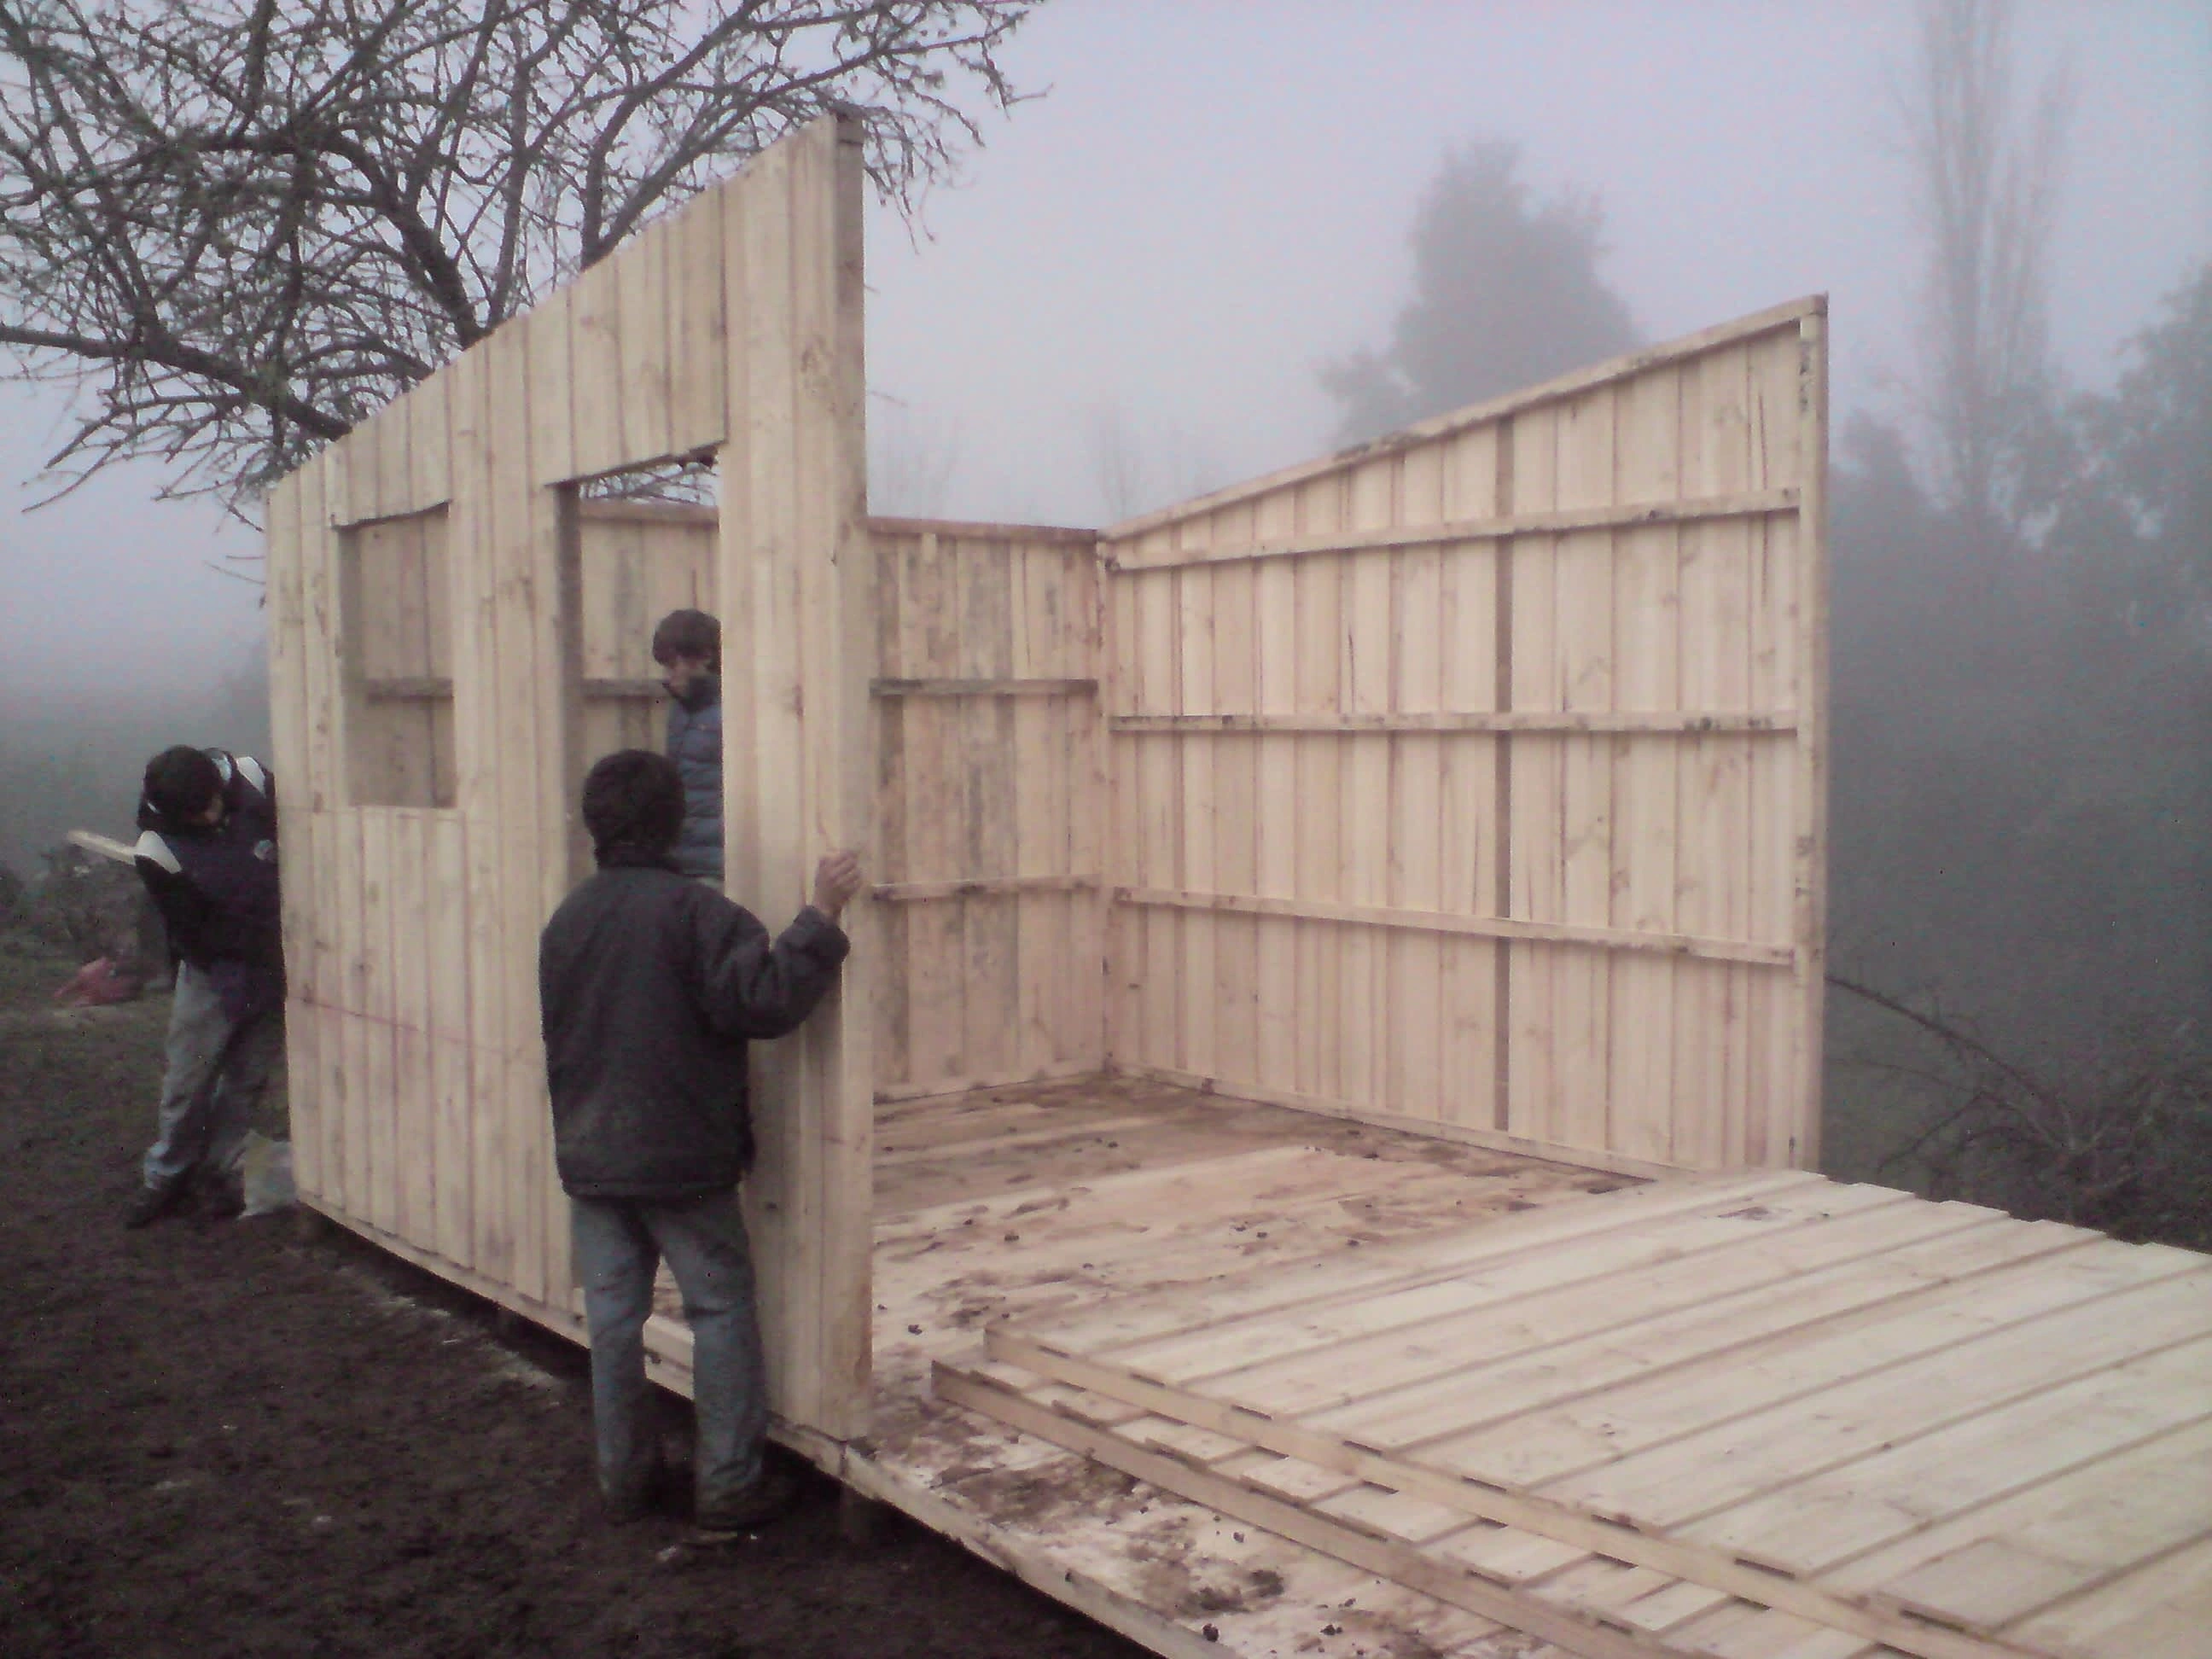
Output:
top-left (639, 1074), bottom-right (2212, 1659)
top-left (859, 1074), bottom-right (1629, 1658)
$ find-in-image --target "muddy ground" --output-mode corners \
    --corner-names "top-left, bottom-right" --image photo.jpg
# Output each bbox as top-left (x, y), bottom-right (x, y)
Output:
top-left (0, 928), bottom-right (1144, 1659)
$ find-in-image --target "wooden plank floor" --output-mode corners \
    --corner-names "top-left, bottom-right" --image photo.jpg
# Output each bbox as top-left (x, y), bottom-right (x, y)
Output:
top-left (862, 1073), bottom-right (1636, 1658)
top-left (938, 1162), bottom-right (2212, 1659)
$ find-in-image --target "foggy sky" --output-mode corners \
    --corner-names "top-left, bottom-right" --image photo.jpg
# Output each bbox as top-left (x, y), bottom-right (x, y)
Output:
top-left (2, 0), bottom-right (2206, 722)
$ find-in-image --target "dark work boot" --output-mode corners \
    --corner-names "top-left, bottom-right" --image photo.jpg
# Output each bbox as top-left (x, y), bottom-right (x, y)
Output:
top-left (124, 1182), bottom-right (188, 1230)
top-left (692, 1467), bottom-right (800, 1542)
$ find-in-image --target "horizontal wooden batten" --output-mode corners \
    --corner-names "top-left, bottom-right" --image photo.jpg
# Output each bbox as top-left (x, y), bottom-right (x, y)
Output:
top-left (872, 875), bottom-right (1101, 903)
top-left (867, 515), bottom-right (1101, 546)
top-left (1115, 887), bottom-right (1794, 969)
top-left (871, 677), bottom-right (1097, 698)
top-left (1107, 488), bottom-right (1797, 572)
top-left (1109, 711), bottom-right (1796, 736)
top-left (364, 676), bottom-right (667, 701)
top-left (873, 1059), bottom-right (1103, 1105)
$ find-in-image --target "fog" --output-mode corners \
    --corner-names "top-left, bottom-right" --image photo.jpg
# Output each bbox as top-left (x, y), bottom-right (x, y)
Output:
top-left (2, 0), bottom-right (2209, 1211)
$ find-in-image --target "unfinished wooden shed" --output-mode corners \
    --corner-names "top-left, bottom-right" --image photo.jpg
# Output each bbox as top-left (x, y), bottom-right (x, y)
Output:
top-left (267, 118), bottom-right (2212, 1659)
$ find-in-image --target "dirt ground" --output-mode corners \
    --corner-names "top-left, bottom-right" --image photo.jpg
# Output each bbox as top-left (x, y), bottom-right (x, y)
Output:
top-left (0, 928), bottom-right (1144, 1659)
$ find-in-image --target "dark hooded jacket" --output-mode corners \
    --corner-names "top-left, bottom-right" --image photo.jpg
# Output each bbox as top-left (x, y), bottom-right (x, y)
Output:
top-left (665, 674), bottom-right (724, 881)
top-left (538, 850), bottom-right (848, 1200)
top-left (133, 751), bottom-right (284, 1024)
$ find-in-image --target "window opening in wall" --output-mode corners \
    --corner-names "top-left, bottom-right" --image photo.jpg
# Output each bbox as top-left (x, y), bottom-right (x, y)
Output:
top-left (570, 457), bottom-right (723, 869)
top-left (340, 506), bottom-right (455, 808)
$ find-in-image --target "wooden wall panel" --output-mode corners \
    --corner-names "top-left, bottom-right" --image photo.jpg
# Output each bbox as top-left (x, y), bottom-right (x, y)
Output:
top-left (713, 118), bottom-right (873, 1438)
top-left (1100, 300), bottom-right (1828, 1174)
top-left (867, 521), bottom-right (1105, 1101)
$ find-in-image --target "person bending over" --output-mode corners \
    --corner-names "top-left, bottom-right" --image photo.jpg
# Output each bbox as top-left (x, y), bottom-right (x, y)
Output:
top-left (538, 748), bottom-right (863, 1537)
top-left (125, 746), bottom-right (284, 1229)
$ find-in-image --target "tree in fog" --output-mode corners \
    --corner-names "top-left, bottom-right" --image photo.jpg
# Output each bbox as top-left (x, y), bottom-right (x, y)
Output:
top-left (1320, 139), bottom-right (1639, 446)
top-left (1083, 399), bottom-right (1217, 525)
top-left (1891, 0), bottom-right (2070, 532)
top-left (0, 0), bottom-right (1038, 506)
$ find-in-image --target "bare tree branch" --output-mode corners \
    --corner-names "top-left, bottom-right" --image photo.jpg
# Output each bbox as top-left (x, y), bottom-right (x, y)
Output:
top-left (0, 0), bottom-right (1039, 507)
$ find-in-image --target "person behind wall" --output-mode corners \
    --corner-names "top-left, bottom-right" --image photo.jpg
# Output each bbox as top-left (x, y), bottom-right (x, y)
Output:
top-left (125, 746), bottom-right (284, 1229)
top-left (652, 608), bottom-right (724, 890)
top-left (538, 748), bottom-right (864, 1538)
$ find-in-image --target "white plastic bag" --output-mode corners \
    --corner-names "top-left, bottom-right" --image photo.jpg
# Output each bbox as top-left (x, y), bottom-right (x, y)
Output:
top-left (238, 1132), bottom-right (297, 1218)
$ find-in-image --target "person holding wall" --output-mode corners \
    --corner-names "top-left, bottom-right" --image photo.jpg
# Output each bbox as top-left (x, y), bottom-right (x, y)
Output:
top-left (651, 608), bottom-right (725, 890)
top-left (125, 747), bottom-right (284, 1229)
top-left (538, 748), bottom-right (864, 1537)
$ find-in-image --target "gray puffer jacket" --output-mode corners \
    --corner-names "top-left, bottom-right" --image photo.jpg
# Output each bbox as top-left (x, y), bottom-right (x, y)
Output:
top-left (666, 675), bottom-right (723, 880)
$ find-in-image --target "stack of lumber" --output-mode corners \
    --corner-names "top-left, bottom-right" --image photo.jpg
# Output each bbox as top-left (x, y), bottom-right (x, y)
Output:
top-left (937, 1171), bottom-right (2212, 1659)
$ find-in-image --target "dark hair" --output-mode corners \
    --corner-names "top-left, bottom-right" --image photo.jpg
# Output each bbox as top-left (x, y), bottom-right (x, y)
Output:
top-left (650, 608), bottom-right (721, 672)
top-left (143, 746), bottom-right (224, 825)
top-left (581, 749), bottom-right (686, 861)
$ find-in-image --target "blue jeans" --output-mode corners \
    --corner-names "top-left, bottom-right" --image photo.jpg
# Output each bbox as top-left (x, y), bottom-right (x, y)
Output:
top-left (143, 962), bottom-right (279, 1192)
top-left (570, 1190), bottom-right (767, 1520)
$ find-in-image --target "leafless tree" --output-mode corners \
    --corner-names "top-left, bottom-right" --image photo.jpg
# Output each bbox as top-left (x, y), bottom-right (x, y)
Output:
top-left (868, 389), bottom-right (961, 518)
top-left (0, 0), bottom-right (1038, 508)
top-left (1833, 974), bottom-right (2212, 1251)
top-left (1083, 398), bottom-right (1215, 526)
top-left (1891, 0), bottom-right (2071, 532)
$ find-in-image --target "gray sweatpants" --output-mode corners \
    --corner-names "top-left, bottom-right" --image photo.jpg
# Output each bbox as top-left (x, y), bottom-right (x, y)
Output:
top-left (143, 962), bottom-right (281, 1193)
top-left (570, 1190), bottom-right (768, 1521)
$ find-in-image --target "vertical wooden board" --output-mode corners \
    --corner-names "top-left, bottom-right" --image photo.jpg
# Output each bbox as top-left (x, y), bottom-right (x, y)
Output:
top-left (617, 216), bottom-right (675, 466)
top-left (306, 811), bottom-right (346, 1213)
top-left (1290, 547), bottom-right (1342, 1101)
top-left (669, 187), bottom-right (730, 457)
top-left (725, 128), bottom-right (810, 1420)
top-left (1388, 516), bottom-right (1445, 1122)
top-left (1743, 512), bottom-right (1794, 1166)
top-left (299, 457), bottom-right (346, 814)
top-left (1438, 538), bottom-right (1503, 1137)
top-left (407, 370), bottom-right (452, 508)
top-left (785, 117), bottom-right (872, 1433)
top-left (359, 809), bottom-right (399, 1235)
top-left (1011, 689), bottom-right (1061, 1073)
top-left (1339, 465), bottom-right (1394, 1113)
top-left (445, 346), bottom-right (513, 1285)
top-left (1177, 563), bottom-right (1218, 1080)
top-left (381, 389), bottom-right (419, 521)
top-left (1250, 514), bottom-right (1299, 1093)
top-left (962, 700), bottom-right (1019, 1081)
top-left (428, 813), bottom-right (473, 1267)
top-left (1441, 421), bottom-right (1501, 521)
top-left (1608, 525), bottom-right (1682, 1165)
top-left (334, 809), bottom-right (370, 1226)
top-left (1791, 311), bottom-right (1831, 1171)
top-left (388, 812), bottom-right (436, 1243)
top-left (567, 259), bottom-right (622, 480)
top-left (1611, 367), bottom-right (1683, 1163)
top-left (905, 720), bottom-right (963, 1086)
top-left (264, 478), bottom-right (319, 1195)
top-left (1134, 569), bottom-right (1183, 1069)
top-left (1747, 329), bottom-right (1807, 493)
top-left (1674, 517), bottom-right (1755, 1165)
top-left (1211, 556), bottom-right (1260, 1094)
top-left (482, 320), bottom-right (552, 1309)
top-left (1679, 342), bottom-right (1756, 1164)
top-left (1069, 544), bottom-right (1108, 1069)
top-left (576, 518), bottom-right (624, 678)
top-left (1505, 407), bottom-right (1559, 1145)
top-left (1555, 386), bottom-right (1619, 1144)
top-left (1554, 525), bottom-right (1615, 1155)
